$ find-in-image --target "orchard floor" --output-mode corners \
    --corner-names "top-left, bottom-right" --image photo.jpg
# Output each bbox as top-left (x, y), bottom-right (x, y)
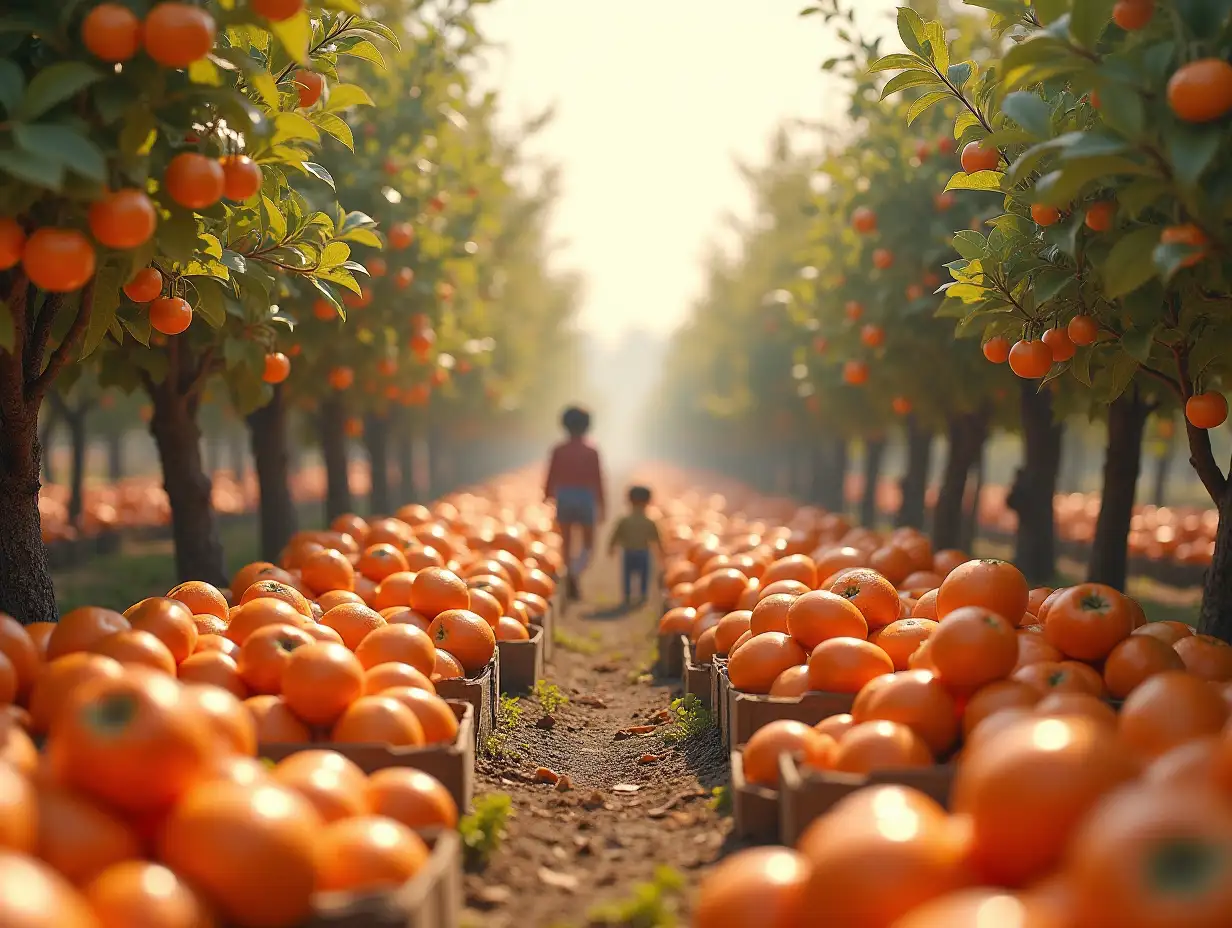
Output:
top-left (462, 543), bottom-right (735, 928)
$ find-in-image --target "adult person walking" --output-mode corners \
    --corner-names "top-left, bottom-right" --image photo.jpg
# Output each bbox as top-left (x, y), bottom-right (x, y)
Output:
top-left (544, 406), bottom-right (606, 601)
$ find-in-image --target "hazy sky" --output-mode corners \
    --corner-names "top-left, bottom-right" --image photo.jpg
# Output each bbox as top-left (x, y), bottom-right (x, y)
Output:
top-left (478, 1), bottom-right (898, 343)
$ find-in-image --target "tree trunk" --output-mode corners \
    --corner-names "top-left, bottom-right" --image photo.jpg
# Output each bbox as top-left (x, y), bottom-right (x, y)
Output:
top-left (0, 409), bottom-right (57, 623)
top-left (1152, 442), bottom-right (1173, 508)
top-left (812, 438), bottom-right (848, 513)
top-left (364, 413), bottom-right (391, 516)
top-left (148, 386), bottom-right (226, 587)
top-left (1009, 383), bottom-right (1063, 585)
top-left (859, 437), bottom-right (886, 528)
top-left (39, 403), bottom-right (59, 485)
top-left (395, 421), bottom-right (418, 506)
top-left (246, 386), bottom-right (298, 564)
top-left (961, 447), bottom-right (985, 554)
top-left (896, 416), bottom-right (932, 529)
top-left (106, 432), bottom-right (124, 483)
top-left (933, 408), bottom-right (989, 551)
top-left (318, 395), bottom-right (352, 523)
top-left (1086, 388), bottom-right (1149, 589)
top-left (229, 432), bottom-right (246, 481)
top-left (66, 406), bottom-right (86, 529)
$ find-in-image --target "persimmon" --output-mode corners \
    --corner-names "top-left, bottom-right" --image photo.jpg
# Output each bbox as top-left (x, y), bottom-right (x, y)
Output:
top-left (88, 188), bottom-right (157, 249)
top-left (1007, 339), bottom-right (1053, 378)
top-left (743, 720), bottom-right (835, 786)
top-left (833, 720), bottom-right (932, 773)
top-left (1084, 200), bottom-right (1116, 231)
top-left (263, 351), bottom-right (291, 384)
top-left (251, 0), bottom-right (306, 21)
top-left (163, 152), bottom-right (225, 209)
top-left (82, 3), bottom-right (142, 61)
top-left (1119, 670), bottom-right (1229, 759)
top-left (148, 296), bottom-right (193, 335)
top-left (1041, 327), bottom-right (1075, 362)
top-left (844, 300), bottom-right (864, 320)
top-left (936, 558), bottom-right (1028, 626)
top-left (22, 228), bottom-right (96, 292)
top-left (1030, 203), bottom-right (1060, 226)
top-left (1167, 58), bottom-right (1232, 123)
top-left (294, 69), bottom-right (325, 108)
top-left (891, 395), bottom-right (912, 415)
top-left (694, 847), bottom-right (811, 928)
top-left (122, 267), bottom-right (163, 302)
top-left (316, 816), bottom-right (429, 894)
top-left (1102, 634), bottom-right (1184, 700)
top-left (1111, 0), bottom-right (1153, 29)
top-left (220, 154), bottom-right (262, 201)
top-left (981, 335), bottom-right (1010, 363)
top-left (365, 767), bottom-right (459, 830)
top-left (1067, 314), bottom-right (1099, 346)
top-left (143, 2), bottom-right (216, 68)
top-left (1041, 583), bottom-right (1134, 662)
top-left (1185, 392), bottom-right (1228, 430)
top-left (960, 139), bottom-right (999, 173)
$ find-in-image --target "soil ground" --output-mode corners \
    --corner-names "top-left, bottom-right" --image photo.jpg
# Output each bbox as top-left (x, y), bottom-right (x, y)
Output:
top-left (462, 539), bottom-right (738, 927)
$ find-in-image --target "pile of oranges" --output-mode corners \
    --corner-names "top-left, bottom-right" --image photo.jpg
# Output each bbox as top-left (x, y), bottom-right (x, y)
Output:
top-left (0, 486), bottom-right (561, 926)
top-left (643, 476), bottom-right (1232, 927)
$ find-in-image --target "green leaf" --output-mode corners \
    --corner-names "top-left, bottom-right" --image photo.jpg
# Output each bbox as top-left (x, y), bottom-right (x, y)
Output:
top-left (879, 69), bottom-right (939, 99)
top-left (1102, 226), bottom-right (1163, 298)
top-left (1095, 82), bottom-right (1145, 138)
top-left (118, 111), bottom-right (158, 156)
top-left (950, 230), bottom-right (988, 259)
top-left (0, 60), bottom-right (24, 116)
top-left (1032, 0), bottom-right (1067, 23)
top-left (903, 91), bottom-right (947, 125)
top-left (250, 71), bottom-right (280, 110)
top-left (946, 62), bottom-right (972, 88)
top-left (0, 147), bottom-right (64, 190)
top-left (351, 18), bottom-right (399, 47)
top-left (336, 40), bottom-right (385, 68)
top-left (302, 162), bottom-right (334, 188)
top-left (270, 11), bottom-right (312, 63)
top-left (189, 276), bottom-right (227, 328)
top-left (324, 83), bottom-right (373, 111)
top-left (81, 266), bottom-right (121, 358)
top-left (1153, 241), bottom-right (1201, 280)
top-left (272, 112), bottom-right (320, 145)
top-left (1002, 34), bottom-right (1069, 79)
top-left (896, 7), bottom-right (927, 55)
top-left (944, 170), bottom-right (1004, 192)
top-left (17, 62), bottom-right (100, 120)
top-left (12, 123), bottom-right (106, 182)
top-left (1120, 324), bottom-right (1158, 363)
top-left (157, 209), bottom-right (201, 265)
top-left (311, 111), bottom-right (353, 150)
top-left (1000, 91), bottom-right (1051, 138)
top-left (188, 58), bottom-right (222, 86)
top-left (262, 195), bottom-right (287, 242)
top-left (1166, 123), bottom-right (1222, 187)
top-left (1175, 0), bottom-right (1232, 36)
top-left (1070, 0), bottom-right (1115, 48)
top-left (869, 53), bottom-right (926, 73)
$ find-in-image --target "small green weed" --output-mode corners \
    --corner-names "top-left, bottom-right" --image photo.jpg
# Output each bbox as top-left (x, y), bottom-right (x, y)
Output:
top-left (459, 793), bottom-right (513, 869)
top-left (532, 679), bottom-right (569, 713)
top-left (661, 694), bottom-right (712, 744)
top-left (483, 695), bottom-right (524, 758)
top-left (586, 866), bottom-right (685, 927)
top-left (555, 629), bottom-right (601, 655)
top-left (708, 785), bottom-right (731, 815)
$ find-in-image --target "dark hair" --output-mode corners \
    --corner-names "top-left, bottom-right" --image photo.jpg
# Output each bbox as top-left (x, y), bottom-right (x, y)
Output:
top-left (628, 485), bottom-right (651, 505)
top-left (561, 406), bottom-right (591, 437)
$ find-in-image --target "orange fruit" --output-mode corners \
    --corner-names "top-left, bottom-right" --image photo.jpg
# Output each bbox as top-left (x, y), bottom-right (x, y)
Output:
top-left (0, 712), bottom-right (36, 776)
top-left (1102, 634), bottom-right (1185, 699)
top-left (0, 614), bottom-right (38, 701)
top-left (713, 610), bottom-right (753, 656)
top-left (163, 151), bottom-right (225, 209)
top-left (1186, 392), bottom-right (1228, 430)
top-left (353, 623), bottom-right (435, 676)
top-left (28, 653), bottom-right (125, 734)
top-left (34, 784), bottom-right (142, 885)
top-left (167, 581), bottom-right (228, 621)
top-left (330, 695), bottom-right (425, 746)
top-left (426, 609), bottom-right (495, 674)
top-left (797, 785), bottom-right (973, 926)
top-left (379, 687), bottom-right (459, 744)
top-left (1035, 691), bottom-right (1118, 728)
top-left (749, 593), bottom-right (796, 635)
top-left (1042, 583), bottom-right (1134, 662)
top-left (769, 664), bottom-right (811, 696)
top-left (363, 659), bottom-right (435, 695)
top-left (22, 228), bottom-right (96, 292)
top-left (936, 559), bottom-right (1028, 626)
top-left (300, 548), bottom-right (355, 596)
top-left (410, 567), bottom-right (470, 618)
top-left (742, 719), bottom-right (835, 787)
top-left (365, 767), bottom-right (458, 830)
top-left (47, 607), bottom-right (130, 661)
top-left (230, 562), bottom-right (284, 598)
top-left (280, 642), bottom-right (365, 726)
top-left (179, 650), bottom-right (247, 698)
top-left (319, 602), bottom-right (386, 651)
top-left (83, 860), bottom-right (212, 928)
top-left (815, 713), bottom-right (854, 742)
top-left (658, 606), bottom-right (695, 636)
top-left (786, 591), bottom-right (868, 651)
top-left (1132, 621), bottom-right (1194, 646)
top-left (235, 623), bottom-right (315, 695)
top-left (871, 618), bottom-right (938, 671)
top-left (148, 296), bottom-right (193, 335)
top-left (727, 632), bottom-right (808, 694)
top-left (928, 606), bottom-right (1017, 689)
top-left (220, 154), bottom-right (262, 201)
top-left (244, 695), bottom-right (311, 744)
top-left (88, 187), bottom-right (157, 249)
top-left (851, 668), bottom-right (960, 756)
top-left (158, 779), bottom-right (318, 927)
top-left (82, 3), bottom-right (142, 61)
top-left (960, 139), bottom-right (999, 173)
top-left (1167, 58), bottom-right (1232, 123)
top-left (239, 579), bottom-right (313, 618)
top-left (293, 69), bottom-right (325, 108)
top-left (889, 888), bottom-right (1056, 928)
top-left (224, 598), bottom-right (307, 646)
top-left (143, 2), bottom-right (215, 67)
top-left (47, 670), bottom-right (214, 814)
top-left (1118, 670), bottom-right (1228, 759)
top-left (952, 715), bottom-right (1138, 886)
top-left (0, 759), bottom-right (34, 852)
top-left (316, 816), bottom-right (429, 893)
top-left (432, 650), bottom-right (465, 681)
top-left (1174, 634), bottom-right (1232, 681)
top-left (807, 637), bottom-right (894, 694)
top-left (0, 851), bottom-right (104, 928)
top-left (356, 543), bottom-right (410, 583)
top-left (124, 597), bottom-right (198, 664)
top-left (833, 720), bottom-right (932, 773)
top-left (90, 630), bottom-right (177, 676)
top-left (825, 568), bottom-right (899, 627)
top-left (693, 846), bottom-right (810, 928)
top-left (180, 683), bottom-right (256, 755)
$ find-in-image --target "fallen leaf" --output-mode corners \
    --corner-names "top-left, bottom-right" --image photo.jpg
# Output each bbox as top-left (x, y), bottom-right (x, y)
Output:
top-left (533, 767), bottom-right (560, 785)
top-left (537, 868), bottom-right (579, 891)
top-left (574, 695), bottom-right (608, 707)
top-left (554, 774), bottom-right (574, 792)
top-left (637, 754), bottom-right (661, 765)
top-left (611, 783), bottom-right (641, 793)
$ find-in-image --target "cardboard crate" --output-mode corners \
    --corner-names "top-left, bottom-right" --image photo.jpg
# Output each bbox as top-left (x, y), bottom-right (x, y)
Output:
top-left (656, 632), bottom-right (686, 679)
top-left (731, 749), bottom-right (780, 844)
top-left (778, 754), bottom-right (957, 847)
top-left (497, 624), bottom-right (545, 694)
top-left (681, 639), bottom-right (712, 710)
top-left (299, 829), bottom-right (462, 928)
top-left (436, 652), bottom-right (499, 747)
top-left (722, 671), bottom-right (855, 750)
top-left (260, 701), bottom-right (476, 812)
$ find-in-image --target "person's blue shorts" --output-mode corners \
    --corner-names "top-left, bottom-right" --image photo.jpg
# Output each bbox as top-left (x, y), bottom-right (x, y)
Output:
top-left (555, 487), bottom-right (596, 525)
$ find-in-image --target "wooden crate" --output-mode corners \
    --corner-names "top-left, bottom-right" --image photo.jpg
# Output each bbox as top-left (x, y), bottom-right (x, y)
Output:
top-left (722, 673), bottom-right (854, 750)
top-left (681, 639), bottom-right (712, 710)
top-left (731, 749), bottom-right (779, 844)
top-left (497, 624), bottom-right (545, 694)
top-left (656, 632), bottom-right (686, 679)
top-left (436, 652), bottom-right (499, 747)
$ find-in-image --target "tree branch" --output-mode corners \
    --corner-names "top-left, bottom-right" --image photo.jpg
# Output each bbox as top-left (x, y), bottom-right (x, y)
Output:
top-left (1175, 343), bottom-right (1228, 503)
top-left (29, 280), bottom-right (93, 402)
top-left (27, 291), bottom-right (63, 383)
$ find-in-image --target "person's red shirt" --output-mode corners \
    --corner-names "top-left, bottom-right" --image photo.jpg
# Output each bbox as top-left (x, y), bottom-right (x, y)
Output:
top-left (544, 438), bottom-right (604, 511)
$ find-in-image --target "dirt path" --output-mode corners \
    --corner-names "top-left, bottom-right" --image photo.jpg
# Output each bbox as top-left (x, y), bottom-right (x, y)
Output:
top-left (462, 543), bottom-right (735, 927)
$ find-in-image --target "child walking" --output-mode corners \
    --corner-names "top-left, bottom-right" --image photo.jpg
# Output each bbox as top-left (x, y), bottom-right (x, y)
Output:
top-left (608, 485), bottom-right (662, 607)
top-left (544, 406), bottom-right (605, 601)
